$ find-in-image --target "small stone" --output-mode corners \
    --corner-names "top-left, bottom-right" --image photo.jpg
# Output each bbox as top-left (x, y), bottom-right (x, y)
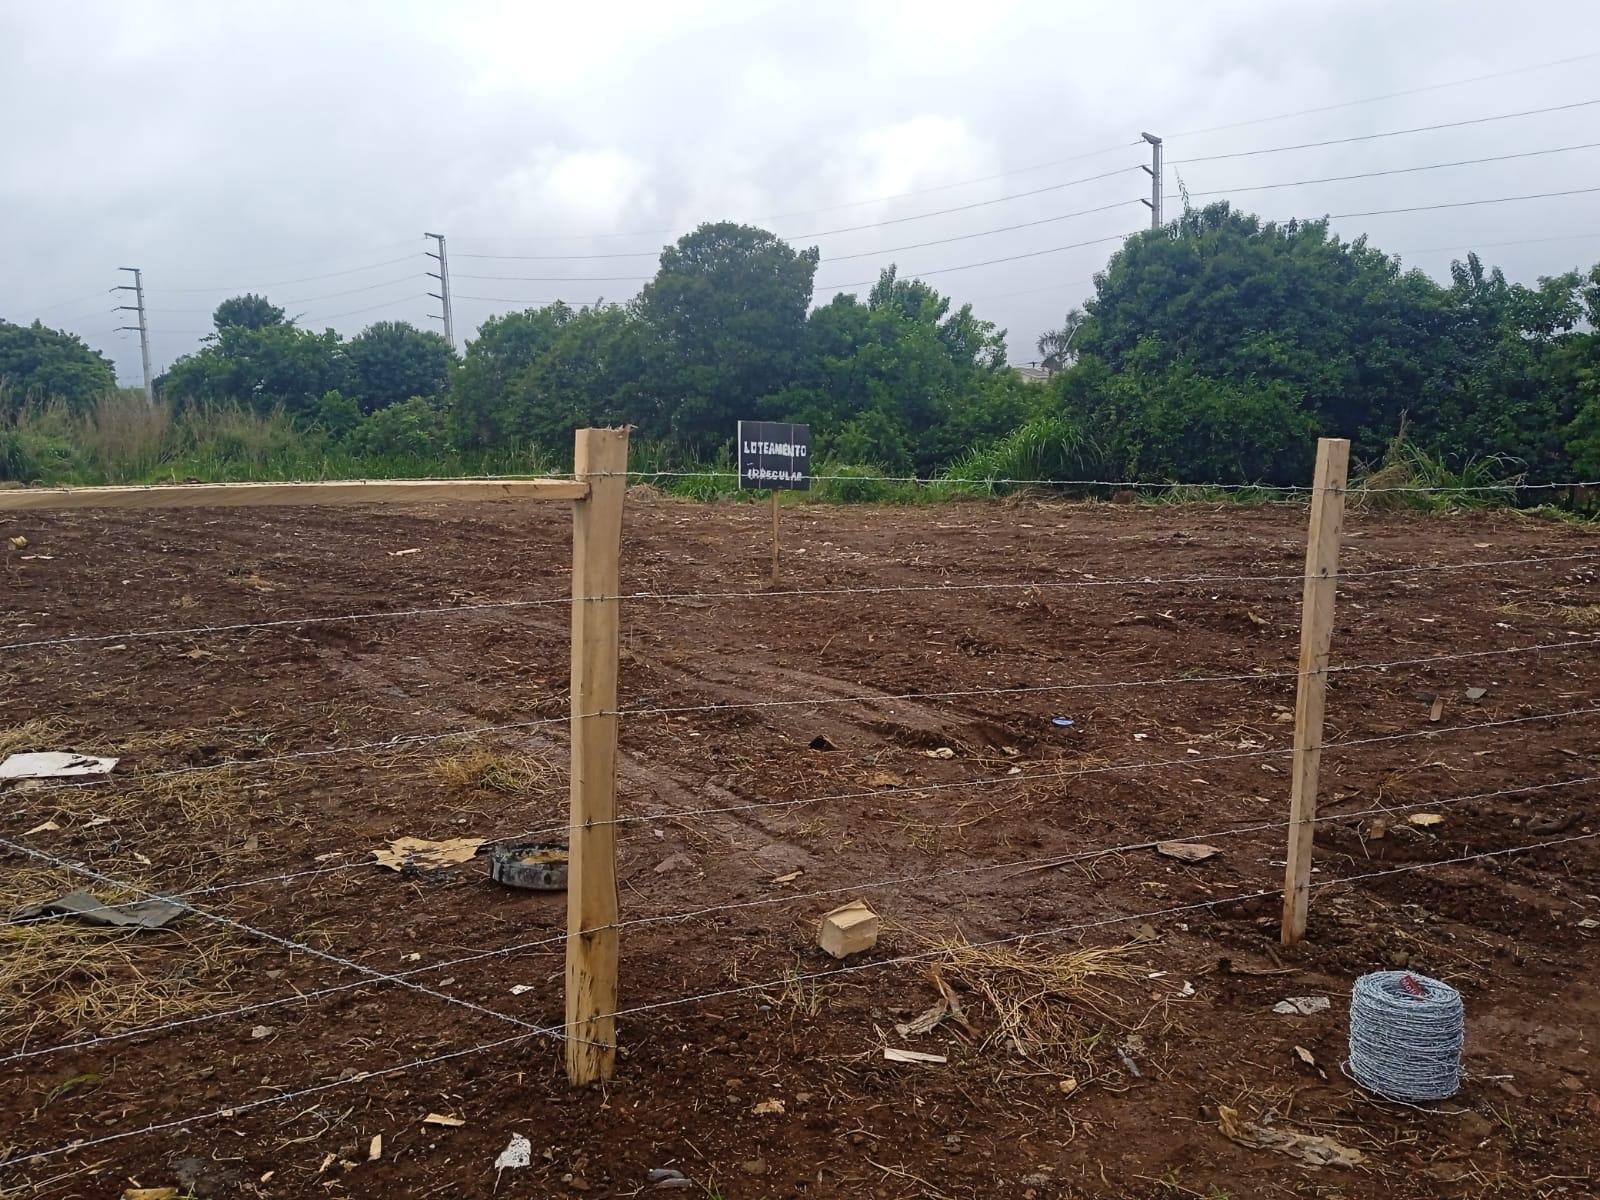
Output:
top-left (739, 1158), bottom-right (768, 1176)
top-left (250, 1024), bottom-right (274, 1039)
top-left (654, 853), bottom-right (695, 874)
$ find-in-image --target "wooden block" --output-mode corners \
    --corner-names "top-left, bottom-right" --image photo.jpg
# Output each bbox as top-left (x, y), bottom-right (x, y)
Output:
top-left (818, 900), bottom-right (879, 959)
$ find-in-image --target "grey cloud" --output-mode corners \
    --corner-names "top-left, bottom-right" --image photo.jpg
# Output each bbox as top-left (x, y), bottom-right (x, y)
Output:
top-left (4, 0), bottom-right (1599, 383)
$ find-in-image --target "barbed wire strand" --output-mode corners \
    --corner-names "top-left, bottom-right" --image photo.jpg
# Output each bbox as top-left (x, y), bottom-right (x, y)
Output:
top-left (610, 469), bottom-right (1600, 493)
top-left (585, 706), bottom-right (1600, 833)
top-left (6, 770), bottom-right (1590, 1069)
top-left (8, 625), bottom-right (1594, 824)
top-left (4, 713), bottom-right (572, 802)
top-left (0, 836), bottom-right (561, 1039)
top-left (10, 828), bottom-right (1594, 1168)
top-left (599, 636), bottom-right (1600, 721)
top-left (5, 549), bottom-right (1597, 655)
top-left (8, 633), bottom-right (1593, 930)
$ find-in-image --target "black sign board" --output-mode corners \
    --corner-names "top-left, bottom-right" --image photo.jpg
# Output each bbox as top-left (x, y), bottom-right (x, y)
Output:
top-left (737, 421), bottom-right (811, 490)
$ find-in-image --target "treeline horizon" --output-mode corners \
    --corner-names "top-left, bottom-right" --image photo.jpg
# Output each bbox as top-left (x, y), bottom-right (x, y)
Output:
top-left (4, 203), bottom-right (1599, 498)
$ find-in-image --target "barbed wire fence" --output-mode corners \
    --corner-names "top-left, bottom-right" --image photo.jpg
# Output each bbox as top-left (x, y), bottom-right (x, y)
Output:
top-left (0, 431), bottom-right (1596, 1174)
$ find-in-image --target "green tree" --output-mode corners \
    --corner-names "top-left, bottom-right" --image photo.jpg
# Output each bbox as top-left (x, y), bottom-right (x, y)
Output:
top-left (212, 294), bottom-right (286, 332)
top-left (1061, 348), bottom-right (1318, 484)
top-left (1077, 203), bottom-right (1442, 458)
top-left (758, 270), bottom-right (1017, 472)
top-left (508, 305), bottom-right (654, 449)
top-left (0, 319), bottom-right (117, 413)
top-left (637, 222), bottom-right (819, 450)
top-left (452, 304), bottom-right (575, 449)
top-left (347, 396), bottom-right (452, 459)
top-left (346, 320), bottom-right (454, 413)
top-left (162, 324), bottom-right (349, 417)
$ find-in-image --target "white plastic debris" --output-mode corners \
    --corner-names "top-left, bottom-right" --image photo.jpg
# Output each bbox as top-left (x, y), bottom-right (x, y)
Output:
top-left (0, 752), bottom-right (119, 780)
top-left (1273, 995), bottom-right (1332, 1016)
top-left (494, 1133), bottom-right (532, 1171)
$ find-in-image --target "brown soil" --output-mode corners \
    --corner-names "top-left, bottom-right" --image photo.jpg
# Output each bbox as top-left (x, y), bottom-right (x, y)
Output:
top-left (1, 494), bottom-right (1597, 1199)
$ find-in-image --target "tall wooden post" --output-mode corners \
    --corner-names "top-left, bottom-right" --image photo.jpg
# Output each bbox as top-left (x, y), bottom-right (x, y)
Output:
top-left (1281, 438), bottom-right (1349, 945)
top-left (566, 426), bottom-right (628, 1083)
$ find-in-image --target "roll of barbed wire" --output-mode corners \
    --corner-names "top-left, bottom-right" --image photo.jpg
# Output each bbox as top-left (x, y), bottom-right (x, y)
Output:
top-left (1347, 970), bottom-right (1465, 1101)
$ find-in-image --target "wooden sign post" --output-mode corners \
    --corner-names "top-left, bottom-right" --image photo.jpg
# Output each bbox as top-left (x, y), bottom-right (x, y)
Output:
top-left (737, 419), bottom-right (810, 583)
top-left (771, 489), bottom-right (781, 583)
top-left (1280, 437), bottom-right (1350, 945)
top-left (565, 426), bottom-right (628, 1083)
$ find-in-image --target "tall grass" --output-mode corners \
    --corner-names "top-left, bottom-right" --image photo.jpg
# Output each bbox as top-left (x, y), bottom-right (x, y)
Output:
top-left (75, 389), bottom-right (172, 478)
top-left (940, 415), bottom-right (1102, 494)
top-left (1351, 421), bottom-right (1523, 510)
top-left (0, 394), bottom-right (552, 485)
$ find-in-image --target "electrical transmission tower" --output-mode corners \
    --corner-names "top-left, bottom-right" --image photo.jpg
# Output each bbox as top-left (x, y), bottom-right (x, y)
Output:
top-left (114, 266), bottom-right (154, 403)
top-left (425, 232), bottom-right (456, 350)
top-left (1140, 132), bottom-right (1164, 230)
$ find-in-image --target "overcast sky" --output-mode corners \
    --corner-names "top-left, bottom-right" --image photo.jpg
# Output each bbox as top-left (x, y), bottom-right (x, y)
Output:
top-left (4, 0), bottom-right (1600, 385)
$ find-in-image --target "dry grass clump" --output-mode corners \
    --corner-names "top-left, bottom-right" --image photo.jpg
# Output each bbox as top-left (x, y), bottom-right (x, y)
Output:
top-left (922, 933), bottom-right (1143, 1065)
top-left (0, 863), bottom-right (246, 1046)
top-left (428, 746), bottom-right (561, 798)
top-left (1494, 599), bottom-right (1600, 627)
top-left (19, 769), bottom-right (265, 852)
top-left (0, 719), bottom-right (71, 759)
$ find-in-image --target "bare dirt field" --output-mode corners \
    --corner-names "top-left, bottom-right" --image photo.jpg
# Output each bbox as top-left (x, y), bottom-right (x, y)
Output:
top-left (1, 492), bottom-right (1597, 1199)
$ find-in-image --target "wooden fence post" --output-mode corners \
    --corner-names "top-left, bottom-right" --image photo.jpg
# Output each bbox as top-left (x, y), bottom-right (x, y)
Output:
top-left (566, 426), bottom-right (628, 1083)
top-left (1280, 437), bottom-right (1350, 945)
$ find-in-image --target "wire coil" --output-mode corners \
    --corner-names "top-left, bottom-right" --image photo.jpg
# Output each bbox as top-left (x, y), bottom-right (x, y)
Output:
top-left (1348, 970), bottom-right (1465, 1101)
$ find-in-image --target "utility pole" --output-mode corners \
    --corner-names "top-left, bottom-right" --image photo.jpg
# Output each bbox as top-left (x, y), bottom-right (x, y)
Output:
top-left (1140, 132), bottom-right (1164, 230)
top-left (114, 266), bottom-right (154, 403)
top-left (424, 232), bottom-right (455, 351)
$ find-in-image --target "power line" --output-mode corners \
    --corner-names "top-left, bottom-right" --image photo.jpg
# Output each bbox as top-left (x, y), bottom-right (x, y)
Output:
top-left (1396, 231), bottom-right (1600, 256)
top-left (451, 168), bottom-right (1144, 262)
top-left (1167, 49), bottom-right (1600, 139)
top-left (452, 224), bottom-right (1132, 295)
top-left (822, 209), bottom-right (1135, 265)
top-left (785, 170), bottom-right (1140, 240)
top-left (8, 288), bottom-right (114, 318)
top-left (298, 294), bottom-right (430, 322)
top-left (446, 51), bottom-right (1600, 248)
top-left (279, 274), bottom-right (423, 306)
top-left (1171, 97), bottom-right (1600, 165)
top-left (152, 253), bottom-right (422, 295)
top-left (1177, 141), bottom-right (1600, 199)
top-left (814, 230), bottom-right (1141, 292)
top-left (453, 293), bottom-right (600, 305)
top-left (455, 270), bottom-right (650, 284)
top-left (1324, 185), bottom-right (1600, 221)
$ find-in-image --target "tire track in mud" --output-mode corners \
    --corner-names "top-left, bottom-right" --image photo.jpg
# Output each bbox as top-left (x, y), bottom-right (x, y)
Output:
top-left (309, 607), bottom-right (1067, 939)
